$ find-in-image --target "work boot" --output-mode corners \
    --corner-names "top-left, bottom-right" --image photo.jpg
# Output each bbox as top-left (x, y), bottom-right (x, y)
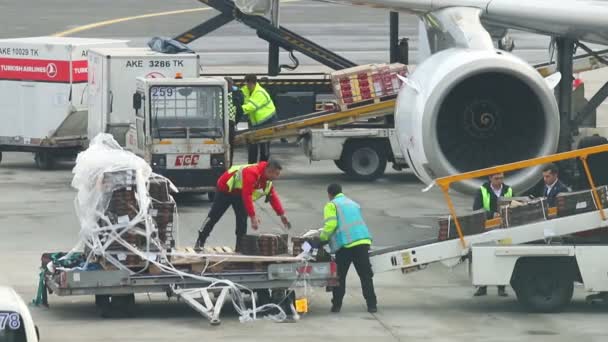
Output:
top-left (234, 235), bottom-right (244, 253)
top-left (497, 286), bottom-right (508, 297)
top-left (331, 298), bottom-right (341, 313)
top-left (473, 286), bottom-right (487, 296)
top-left (194, 233), bottom-right (207, 252)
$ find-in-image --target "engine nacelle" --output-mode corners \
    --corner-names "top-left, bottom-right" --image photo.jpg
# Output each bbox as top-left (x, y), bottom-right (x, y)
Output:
top-left (397, 48), bottom-right (560, 194)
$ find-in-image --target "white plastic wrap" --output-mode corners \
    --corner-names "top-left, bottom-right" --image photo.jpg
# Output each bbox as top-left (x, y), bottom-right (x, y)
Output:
top-left (66, 133), bottom-right (289, 322)
top-left (70, 133), bottom-right (158, 272)
top-left (234, 0), bottom-right (271, 15)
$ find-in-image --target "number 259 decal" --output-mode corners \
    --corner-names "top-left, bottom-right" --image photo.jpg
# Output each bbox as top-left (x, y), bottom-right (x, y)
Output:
top-left (151, 87), bottom-right (174, 97)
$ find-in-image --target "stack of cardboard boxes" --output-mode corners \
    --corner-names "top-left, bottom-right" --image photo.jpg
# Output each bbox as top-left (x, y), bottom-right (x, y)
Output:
top-left (330, 63), bottom-right (407, 110)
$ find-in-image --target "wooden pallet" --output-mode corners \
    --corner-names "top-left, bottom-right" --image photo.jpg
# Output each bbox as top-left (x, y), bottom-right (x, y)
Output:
top-left (147, 246), bottom-right (299, 275)
top-left (337, 94), bottom-right (397, 112)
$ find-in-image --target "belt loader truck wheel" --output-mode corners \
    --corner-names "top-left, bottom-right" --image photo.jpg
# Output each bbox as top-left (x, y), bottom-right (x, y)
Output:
top-left (341, 140), bottom-right (387, 181)
top-left (511, 258), bottom-right (575, 313)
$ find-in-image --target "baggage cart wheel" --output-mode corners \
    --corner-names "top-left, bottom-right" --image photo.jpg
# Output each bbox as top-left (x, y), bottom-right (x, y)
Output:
top-left (112, 294), bottom-right (136, 317)
top-left (255, 289), bottom-right (272, 306)
top-left (95, 294), bottom-right (136, 318)
top-left (35, 152), bottom-right (55, 170)
top-left (95, 295), bottom-right (112, 318)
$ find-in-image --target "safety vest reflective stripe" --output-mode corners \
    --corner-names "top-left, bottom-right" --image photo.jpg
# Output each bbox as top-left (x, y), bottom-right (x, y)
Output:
top-left (480, 186), bottom-right (513, 211)
top-left (324, 216), bottom-right (337, 223)
top-left (226, 164), bottom-right (273, 201)
top-left (227, 92), bottom-right (236, 122)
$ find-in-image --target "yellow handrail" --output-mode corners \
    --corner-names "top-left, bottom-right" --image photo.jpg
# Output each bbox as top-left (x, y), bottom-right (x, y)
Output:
top-left (434, 144), bottom-right (608, 248)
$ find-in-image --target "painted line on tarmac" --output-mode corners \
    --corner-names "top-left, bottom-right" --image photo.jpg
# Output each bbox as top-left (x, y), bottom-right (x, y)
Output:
top-left (52, 0), bottom-right (301, 37)
top-left (52, 8), bottom-right (211, 37)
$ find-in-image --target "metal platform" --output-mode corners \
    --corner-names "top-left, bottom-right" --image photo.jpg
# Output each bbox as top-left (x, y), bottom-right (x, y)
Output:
top-left (234, 96), bottom-right (396, 144)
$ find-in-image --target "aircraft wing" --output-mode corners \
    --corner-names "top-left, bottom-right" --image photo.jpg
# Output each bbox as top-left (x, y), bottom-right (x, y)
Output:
top-left (317, 0), bottom-right (608, 46)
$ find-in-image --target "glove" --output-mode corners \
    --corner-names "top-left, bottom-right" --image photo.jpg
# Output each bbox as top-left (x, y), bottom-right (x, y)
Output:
top-left (308, 239), bottom-right (321, 249)
top-left (302, 229), bottom-right (321, 238)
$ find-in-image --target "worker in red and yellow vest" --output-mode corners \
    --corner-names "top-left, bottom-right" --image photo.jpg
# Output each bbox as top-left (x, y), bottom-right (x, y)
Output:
top-left (241, 74), bottom-right (277, 164)
top-left (195, 159), bottom-right (291, 251)
top-left (318, 183), bottom-right (377, 314)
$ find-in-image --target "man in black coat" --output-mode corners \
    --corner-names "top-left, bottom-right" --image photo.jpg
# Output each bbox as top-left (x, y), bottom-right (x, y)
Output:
top-left (540, 163), bottom-right (570, 206)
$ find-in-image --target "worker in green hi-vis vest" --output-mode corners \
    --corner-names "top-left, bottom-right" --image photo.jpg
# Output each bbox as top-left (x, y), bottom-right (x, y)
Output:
top-left (241, 74), bottom-right (277, 164)
top-left (472, 171), bottom-right (512, 297)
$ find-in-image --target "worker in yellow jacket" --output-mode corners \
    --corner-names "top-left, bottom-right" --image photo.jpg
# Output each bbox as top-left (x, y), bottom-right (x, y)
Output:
top-left (241, 74), bottom-right (277, 163)
top-left (318, 183), bottom-right (377, 314)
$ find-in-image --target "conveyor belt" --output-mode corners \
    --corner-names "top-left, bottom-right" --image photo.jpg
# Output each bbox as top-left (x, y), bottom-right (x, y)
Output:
top-left (369, 208), bottom-right (608, 274)
top-left (370, 238), bottom-right (439, 257)
top-left (234, 96), bottom-right (396, 144)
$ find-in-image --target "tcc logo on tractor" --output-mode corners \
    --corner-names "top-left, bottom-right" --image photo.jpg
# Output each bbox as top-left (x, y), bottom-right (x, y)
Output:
top-left (175, 154), bottom-right (200, 167)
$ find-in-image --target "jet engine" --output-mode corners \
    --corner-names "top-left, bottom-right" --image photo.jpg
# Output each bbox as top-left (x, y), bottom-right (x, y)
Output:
top-left (396, 48), bottom-right (560, 194)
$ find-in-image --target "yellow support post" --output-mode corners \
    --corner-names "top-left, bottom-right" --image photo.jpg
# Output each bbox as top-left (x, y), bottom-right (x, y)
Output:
top-left (580, 156), bottom-right (606, 221)
top-left (439, 184), bottom-right (467, 248)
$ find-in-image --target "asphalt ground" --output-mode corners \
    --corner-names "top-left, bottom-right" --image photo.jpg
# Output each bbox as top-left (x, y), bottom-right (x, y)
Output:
top-left (1, 1), bottom-right (608, 341)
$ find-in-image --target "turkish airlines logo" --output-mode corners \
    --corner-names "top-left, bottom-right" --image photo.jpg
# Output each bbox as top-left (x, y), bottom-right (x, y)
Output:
top-left (175, 154), bottom-right (200, 167)
top-left (46, 63), bottom-right (57, 78)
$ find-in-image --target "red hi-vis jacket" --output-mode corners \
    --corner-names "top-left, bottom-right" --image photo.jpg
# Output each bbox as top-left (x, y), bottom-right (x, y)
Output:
top-left (217, 161), bottom-right (285, 218)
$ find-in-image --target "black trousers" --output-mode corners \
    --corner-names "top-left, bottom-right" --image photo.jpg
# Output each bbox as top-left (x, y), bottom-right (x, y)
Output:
top-left (247, 116), bottom-right (277, 164)
top-left (332, 244), bottom-right (377, 308)
top-left (248, 142), bottom-right (270, 164)
top-left (200, 190), bottom-right (248, 240)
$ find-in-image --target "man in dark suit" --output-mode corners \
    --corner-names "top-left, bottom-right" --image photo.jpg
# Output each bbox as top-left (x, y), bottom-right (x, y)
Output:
top-left (540, 163), bottom-right (570, 206)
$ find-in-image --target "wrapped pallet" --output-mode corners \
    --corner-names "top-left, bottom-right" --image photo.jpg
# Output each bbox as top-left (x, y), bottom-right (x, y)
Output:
top-left (71, 133), bottom-right (177, 271)
top-left (148, 175), bottom-right (178, 251)
top-left (437, 210), bottom-right (487, 241)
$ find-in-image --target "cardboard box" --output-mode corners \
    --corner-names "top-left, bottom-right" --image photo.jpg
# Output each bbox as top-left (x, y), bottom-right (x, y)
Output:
top-left (500, 198), bottom-right (549, 227)
top-left (329, 63), bottom-right (407, 108)
top-left (556, 186), bottom-right (608, 217)
top-left (438, 209), bottom-right (486, 241)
